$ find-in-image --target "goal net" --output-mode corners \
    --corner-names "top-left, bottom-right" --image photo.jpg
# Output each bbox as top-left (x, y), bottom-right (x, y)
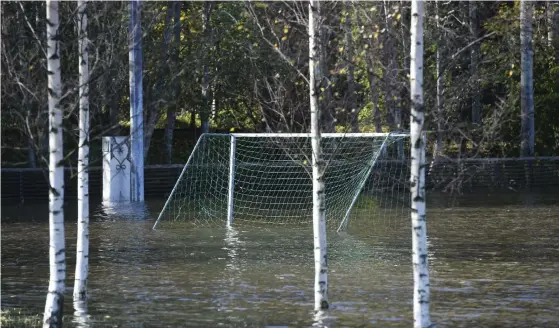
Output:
top-left (153, 133), bottom-right (410, 231)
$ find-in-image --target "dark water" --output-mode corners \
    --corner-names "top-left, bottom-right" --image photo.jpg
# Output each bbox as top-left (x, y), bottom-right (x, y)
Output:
top-left (2, 189), bottom-right (559, 327)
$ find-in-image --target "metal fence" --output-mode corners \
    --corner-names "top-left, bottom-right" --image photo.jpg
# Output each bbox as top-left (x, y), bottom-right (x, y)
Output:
top-left (2, 157), bottom-right (559, 203)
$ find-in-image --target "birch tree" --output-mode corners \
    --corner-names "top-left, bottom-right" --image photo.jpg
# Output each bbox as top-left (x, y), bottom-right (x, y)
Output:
top-left (309, 0), bottom-right (328, 311)
top-left (74, 0), bottom-right (89, 301)
top-left (520, 0), bottom-right (534, 157)
top-left (43, 0), bottom-right (65, 326)
top-left (409, 0), bottom-right (432, 327)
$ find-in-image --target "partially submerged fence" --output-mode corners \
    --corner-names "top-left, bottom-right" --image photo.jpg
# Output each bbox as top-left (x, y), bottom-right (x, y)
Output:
top-left (2, 157), bottom-right (559, 203)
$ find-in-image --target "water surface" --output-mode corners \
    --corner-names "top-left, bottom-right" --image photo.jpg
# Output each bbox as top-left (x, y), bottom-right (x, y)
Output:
top-left (2, 190), bottom-right (559, 327)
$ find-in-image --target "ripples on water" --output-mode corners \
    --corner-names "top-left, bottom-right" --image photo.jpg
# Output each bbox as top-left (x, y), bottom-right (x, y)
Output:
top-left (2, 189), bottom-right (559, 327)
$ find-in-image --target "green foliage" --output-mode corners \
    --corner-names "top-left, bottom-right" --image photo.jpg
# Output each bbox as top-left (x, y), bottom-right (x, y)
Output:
top-left (2, 0), bottom-right (559, 168)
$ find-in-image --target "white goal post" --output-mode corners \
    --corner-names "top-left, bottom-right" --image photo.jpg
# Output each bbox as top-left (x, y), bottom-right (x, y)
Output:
top-left (152, 132), bottom-right (411, 231)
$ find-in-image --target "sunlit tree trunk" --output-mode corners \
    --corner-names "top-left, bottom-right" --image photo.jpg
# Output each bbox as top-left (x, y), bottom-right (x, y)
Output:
top-left (43, 0), bottom-right (65, 326)
top-left (309, 0), bottom-right (328, 312)
top-left (520, 0), bottom-right (534, 157)
top-left (74, 0), bottom-right (89, 302)
top-left (129, 0), bottom-right (144, 201)
top-left (409, 1), bottom-right (432, 327)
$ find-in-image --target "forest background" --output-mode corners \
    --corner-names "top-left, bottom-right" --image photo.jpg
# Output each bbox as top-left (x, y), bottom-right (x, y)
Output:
top-left (2, 1), bottom-right (558, 168)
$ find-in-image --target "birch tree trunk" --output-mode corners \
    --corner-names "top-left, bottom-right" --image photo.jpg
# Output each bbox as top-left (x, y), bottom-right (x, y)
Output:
top-left (409, 1), bottom-right (432, 327)
top-left (129, 0), bottom-right (144, 201)
top-left (74, 0), bottom-right (89, 301)
top-left (309, 0), bottom-right (328, 311)
top-left (520, 0), bottom-right (534, 157)
top-left (164, 0), bottom-right (181, 164)
top-left (43, 0), bottom-right (65, 326)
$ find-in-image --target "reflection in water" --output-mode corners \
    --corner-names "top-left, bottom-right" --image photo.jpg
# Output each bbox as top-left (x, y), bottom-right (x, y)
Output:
top-left (218, 227), bottom-right (245, 313)
top-left (312, 309), bottom-right (332, 327)
top-left (72, 299), bottom-right (90, 328)
top-left (95, 201), bottom-right (151, 221)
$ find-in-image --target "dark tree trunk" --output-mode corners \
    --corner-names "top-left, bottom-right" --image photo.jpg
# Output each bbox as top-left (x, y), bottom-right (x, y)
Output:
top-left (520, 0), bottom-right (534, 157)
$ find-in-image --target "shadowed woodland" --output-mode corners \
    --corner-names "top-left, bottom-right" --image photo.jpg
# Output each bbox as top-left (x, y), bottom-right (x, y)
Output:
top-left (2, 1), bottom-right (558, 168)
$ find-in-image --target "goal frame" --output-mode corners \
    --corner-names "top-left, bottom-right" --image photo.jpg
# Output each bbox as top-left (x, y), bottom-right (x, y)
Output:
top-left (152, 132), bottom-right (410, 230)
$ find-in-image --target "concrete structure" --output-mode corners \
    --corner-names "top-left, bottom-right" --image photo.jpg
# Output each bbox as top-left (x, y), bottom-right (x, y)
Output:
top-left (102, 136), bottom-right (131, 202)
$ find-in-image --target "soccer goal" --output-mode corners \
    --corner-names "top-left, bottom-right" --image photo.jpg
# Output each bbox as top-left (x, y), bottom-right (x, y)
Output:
top-left (152, 133), bottom-right (410, 231)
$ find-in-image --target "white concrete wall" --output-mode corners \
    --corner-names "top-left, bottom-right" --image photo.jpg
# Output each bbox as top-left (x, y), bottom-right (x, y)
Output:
top-left (102, 136), bottom-right (131, 202)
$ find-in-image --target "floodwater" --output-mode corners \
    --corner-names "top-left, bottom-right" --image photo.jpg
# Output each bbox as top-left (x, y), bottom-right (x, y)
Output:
top-left (2, 189), bottom-right (559, 327)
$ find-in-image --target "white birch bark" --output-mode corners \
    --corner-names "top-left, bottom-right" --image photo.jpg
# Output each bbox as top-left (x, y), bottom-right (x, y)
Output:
top-left (43, 0), bottom-right (65, 326)
top-left (520, 0), bottom-right (534, 158)
top-left (309, 0), bottom-right (328, 311)
top-left (409, 1), bottom-right (432, 327)
top-left (74, 0), bottom-right (89, 301)
top-left (129, 0), bottom-right (144, 201)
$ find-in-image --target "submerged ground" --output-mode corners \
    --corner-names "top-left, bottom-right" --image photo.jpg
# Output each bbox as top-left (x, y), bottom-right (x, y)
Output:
top-left (2, 188), bottom-right (559, 327)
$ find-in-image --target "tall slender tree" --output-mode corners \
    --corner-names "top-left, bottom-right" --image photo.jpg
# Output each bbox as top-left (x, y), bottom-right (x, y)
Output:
top-left (520, 0), bottom-right (534, 157)
top-left (74, 0), bottom-right (89, 301)
top-left (43, 0), bottom-right (65, 326)
top-left (309, 0), bottom-right (328, 312)
top-left (409, 0), bottom-right (432, 327)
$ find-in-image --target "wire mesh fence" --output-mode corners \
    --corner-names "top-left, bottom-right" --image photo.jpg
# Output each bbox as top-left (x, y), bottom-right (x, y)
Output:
top-left (2, 157), bottom-right (559, 204)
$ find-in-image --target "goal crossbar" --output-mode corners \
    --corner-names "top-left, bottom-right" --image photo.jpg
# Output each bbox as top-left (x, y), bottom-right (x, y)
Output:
top-left (230, 133), bottom-right (410, 138)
